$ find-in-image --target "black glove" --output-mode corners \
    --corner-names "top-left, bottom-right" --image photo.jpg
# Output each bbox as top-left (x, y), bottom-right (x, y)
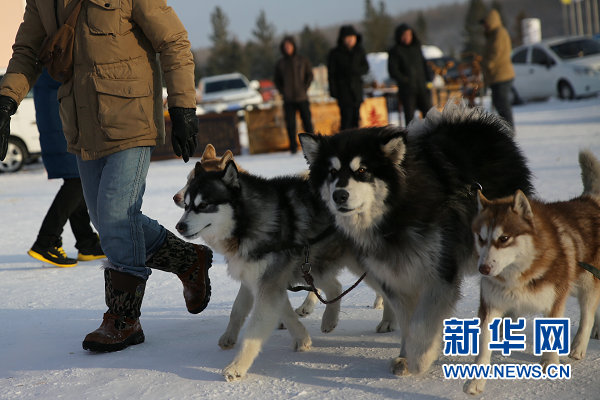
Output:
top-left (0, 95), bottom-right (18, 161)
top-left (169, 107), bottom-right (198, 163)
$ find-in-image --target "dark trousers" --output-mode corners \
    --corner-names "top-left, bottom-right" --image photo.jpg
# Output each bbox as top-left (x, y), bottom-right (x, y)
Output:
top-left (399, 89), bottom-right (432, 127)
top-left (35, 177), bottom-right (97, 251)
top-left (490, 80), bottom-right (514, 128)
top-left (338, 102), bottom-right (361, 130)
top-left (283, 101), bottom-right (314, 153)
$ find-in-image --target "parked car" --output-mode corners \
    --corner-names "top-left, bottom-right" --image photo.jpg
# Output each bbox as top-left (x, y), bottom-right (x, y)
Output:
top-left (511, 36), bottom-right (600, 103)
top-left (0, 69), bottom-right (41, 173)
top-left (198, 72), bottom-right (263, 114)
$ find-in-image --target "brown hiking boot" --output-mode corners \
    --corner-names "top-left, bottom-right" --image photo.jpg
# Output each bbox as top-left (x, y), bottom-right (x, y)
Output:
top-left (177, 244), bottom-right (213, 314)
top-left (82, 269), bottom-right (146, 352)
top-left (147, 231), bottom-right (213, 314)
top-left (82, 313), bottom-right (145, 352)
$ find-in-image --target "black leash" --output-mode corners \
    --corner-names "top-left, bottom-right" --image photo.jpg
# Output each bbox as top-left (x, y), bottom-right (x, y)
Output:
top-left (578, 261), bottom-right (600, 280)
top-left (288, 244), bottom-right (367, 305)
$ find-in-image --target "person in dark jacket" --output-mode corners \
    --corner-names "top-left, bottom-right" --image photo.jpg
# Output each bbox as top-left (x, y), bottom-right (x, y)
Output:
top-left (274, 36), bottom-right (314, 153)
top-left (27, 69), bottom-right (104, 267)
top-left (327, 25), bottom-right (369, 130)
top-left (388, 24), bottom-right (433, 126)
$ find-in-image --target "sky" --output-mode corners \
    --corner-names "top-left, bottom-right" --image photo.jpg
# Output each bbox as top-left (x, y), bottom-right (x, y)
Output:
top-left (168, 0), bottom-right (465, 49)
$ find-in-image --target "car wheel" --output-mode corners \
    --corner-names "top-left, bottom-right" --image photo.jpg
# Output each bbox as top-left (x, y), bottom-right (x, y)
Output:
top-left (0, 137), bottom-right (28, 173)
top-left (557, 80), bottom-right (575, 100)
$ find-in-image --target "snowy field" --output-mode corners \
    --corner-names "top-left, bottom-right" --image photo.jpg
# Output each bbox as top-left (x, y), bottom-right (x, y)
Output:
top-left (1, 97), bottom-right (599, 400)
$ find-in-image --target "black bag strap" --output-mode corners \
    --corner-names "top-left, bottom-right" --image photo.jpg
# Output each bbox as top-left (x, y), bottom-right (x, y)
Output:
top-left (54, 0), bottom-right (59, 27)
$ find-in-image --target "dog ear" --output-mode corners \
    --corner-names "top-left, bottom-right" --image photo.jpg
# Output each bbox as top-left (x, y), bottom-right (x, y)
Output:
top-left (201, 144), bottom-right (216, 162)
top-left (220, 150), bottom-right (234, 169)
top-left (299, 133), bottom-right (320, 165)
top-left (476, 190), bottom-right (490, 212)
top-left (380, 129), bottom-right (407, 165)
top-left (222, 160), bottom-right (240, 189)
top-left (512, 190), bottom-right (534, 224)
top-left (195, 161), bottom-right (206, 175)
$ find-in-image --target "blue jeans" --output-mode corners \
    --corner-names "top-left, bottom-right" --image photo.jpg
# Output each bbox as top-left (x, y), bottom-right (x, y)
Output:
top-left (77, 147), bottom-right (166, 279)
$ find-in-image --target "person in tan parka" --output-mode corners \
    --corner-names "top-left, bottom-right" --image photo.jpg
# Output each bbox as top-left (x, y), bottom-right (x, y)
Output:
top-left (0, 0), bottom-right (213, 352)
top-left (481, 9), bottom-right (515, 129)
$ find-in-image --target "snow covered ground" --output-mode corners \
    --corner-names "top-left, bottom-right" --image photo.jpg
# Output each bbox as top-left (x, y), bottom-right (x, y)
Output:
top-left (1, 97), bottom-right (599, 400)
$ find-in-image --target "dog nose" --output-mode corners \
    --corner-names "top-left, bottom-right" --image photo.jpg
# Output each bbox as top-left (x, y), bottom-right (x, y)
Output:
top-left (332, 189), bottom-right (349, 205)
top-left (479, 264), bottom-right (491, 275)
top-left (176, 222), bottom-right (187, 234)
top-left (173, 194), bottom-right (182, 204)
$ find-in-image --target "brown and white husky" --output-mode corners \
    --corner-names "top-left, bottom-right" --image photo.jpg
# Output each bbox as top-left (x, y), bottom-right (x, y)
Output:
top-left (464, 150), bottom-right (600, 395)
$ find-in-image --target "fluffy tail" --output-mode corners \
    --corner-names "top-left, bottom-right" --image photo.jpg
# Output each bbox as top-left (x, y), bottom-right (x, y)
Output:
top-left (579, 150), bottom-right (600, 195)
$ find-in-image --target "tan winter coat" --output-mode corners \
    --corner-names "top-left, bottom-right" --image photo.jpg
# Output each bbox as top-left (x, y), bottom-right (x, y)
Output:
top-left (0, 0), bottom-right (196, 160)
top-left (482, 9), bottom-right (515, 86)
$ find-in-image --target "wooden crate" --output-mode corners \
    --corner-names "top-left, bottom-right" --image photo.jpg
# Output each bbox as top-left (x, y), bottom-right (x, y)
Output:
top-left (152, 111), bottom-right (240, 161)
top-left (245, 106), bottom-right (289, 154)
top-left (246, 97), bottom-right (389, 154)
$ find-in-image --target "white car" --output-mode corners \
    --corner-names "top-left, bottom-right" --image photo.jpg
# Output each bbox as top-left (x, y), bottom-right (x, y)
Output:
top-left (511, 36), bottom-right (600, 103)
top-left (198, 72), bottom-right (262, 114)
top-left (0, 69), bottom-right (40, 173)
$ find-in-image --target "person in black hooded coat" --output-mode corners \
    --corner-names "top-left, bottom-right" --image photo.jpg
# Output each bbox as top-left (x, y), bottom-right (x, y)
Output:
top-left (327, 25), bottom-right (369, 130)
top-left (388, 24), bottom-right (433, 126)
top-left (274, 36), bottom-right (314, 153)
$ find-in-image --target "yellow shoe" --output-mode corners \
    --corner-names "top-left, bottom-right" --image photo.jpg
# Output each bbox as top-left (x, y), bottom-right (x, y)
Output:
top-left (28, 245), bottom-right (78, 268)
top-left (77, 242), bottom-right (106, 261)
top-left (77, 253), bottom-right (106, 261)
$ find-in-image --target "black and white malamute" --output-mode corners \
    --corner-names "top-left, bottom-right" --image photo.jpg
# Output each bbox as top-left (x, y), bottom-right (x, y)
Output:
top-left (299, 104), bottom-right (534, 376)
top-left (175, 162), bottom-right (384, 381)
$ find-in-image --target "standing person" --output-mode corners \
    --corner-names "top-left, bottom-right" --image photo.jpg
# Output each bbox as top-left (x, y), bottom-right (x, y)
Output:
top-left (274, 36), bottom-right (314, 154)
top-left (481, 9), bottom-right (515, 128)
top-left (0, 0), bottom-right (212, 353)
top-left (387, 24), bottom-right (433, 127)
top-left (27, 68), bottom-right (104, 268)
top-left (327, 25), bottom-right (369, 130)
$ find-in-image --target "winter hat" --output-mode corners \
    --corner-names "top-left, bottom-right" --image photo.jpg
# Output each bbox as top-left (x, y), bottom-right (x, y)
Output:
top-left (339, 25), bottom-right (359, 39)
top-left (280, 35), bottom-right (296, 56)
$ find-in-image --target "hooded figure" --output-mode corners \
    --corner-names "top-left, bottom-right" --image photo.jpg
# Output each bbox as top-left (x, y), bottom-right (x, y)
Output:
top-left (481, 9), bottom-right (515, 86)
top-left (327, 25), bottom-right (370, 130)
top-left (481, 9), bottom-right (515, 128)
top-left (387, 23), bottom-right (433, 126)
top-left (274, 36), bottom-right (314, 153)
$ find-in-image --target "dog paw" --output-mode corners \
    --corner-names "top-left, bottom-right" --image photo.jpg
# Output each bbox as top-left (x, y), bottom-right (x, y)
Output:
top-left (376, 319), bottom-right (394, 333)
top-left (294, 336), bottom-right (312, 352)
top-left (540, 356), bottom-right (559, 372)
top-left (463, 378), bottom-right (486, 395)
top-left (320, 309), bottom-right (339, 333)
top-left (321, 319), bottom-right (338, 333)
top-left (295, 304), bottom-right (315, 317)
top-left (218, 334), bottom-right (237, 350)
top-left (390, 357), bottom-right (411, 376)
top-left (569, 347), bottom-right (586, 360)
top-left (223, 363), bottom-right (244, 382)
top-left (373, 295), bottom-right (384, 309)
